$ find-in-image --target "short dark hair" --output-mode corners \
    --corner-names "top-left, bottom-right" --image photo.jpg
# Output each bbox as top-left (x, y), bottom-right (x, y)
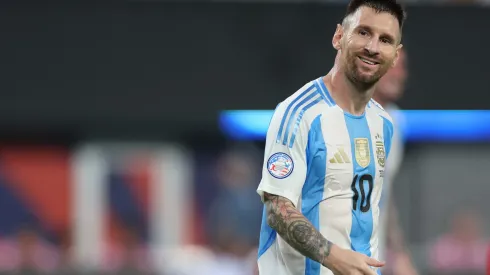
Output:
top-left (344, 0), bottom-right (406, 29)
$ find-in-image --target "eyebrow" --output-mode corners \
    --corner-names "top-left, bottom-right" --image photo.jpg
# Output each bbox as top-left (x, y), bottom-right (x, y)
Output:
top-left (356, 24), bottom-right (397, 43)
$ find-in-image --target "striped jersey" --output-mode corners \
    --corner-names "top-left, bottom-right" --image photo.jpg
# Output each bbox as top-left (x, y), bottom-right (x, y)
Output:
top-left (256, 77), bottom-right (394, 275)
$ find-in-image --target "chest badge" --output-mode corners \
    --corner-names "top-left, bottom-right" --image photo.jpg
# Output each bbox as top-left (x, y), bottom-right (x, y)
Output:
top-left (375, 136), bottom-right (386, 168)
top-left (354, 138), bottom-right (370, 168)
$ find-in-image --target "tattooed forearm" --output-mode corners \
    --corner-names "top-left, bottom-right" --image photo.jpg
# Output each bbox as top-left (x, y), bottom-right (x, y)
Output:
top-left (264, 192), bottom-right (333, 264)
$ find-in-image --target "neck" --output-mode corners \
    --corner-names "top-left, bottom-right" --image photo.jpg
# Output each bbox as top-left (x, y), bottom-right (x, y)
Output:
top-left (323, 64), bottom-right (376, 116)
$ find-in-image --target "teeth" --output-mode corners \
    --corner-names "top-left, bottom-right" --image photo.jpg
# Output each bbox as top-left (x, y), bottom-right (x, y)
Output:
top-left (360, 57), bottom-right (375, 65)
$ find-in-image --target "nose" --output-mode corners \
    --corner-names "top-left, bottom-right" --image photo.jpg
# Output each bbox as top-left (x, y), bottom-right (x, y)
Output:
top-left (364, 38), bottom-right (380, 56)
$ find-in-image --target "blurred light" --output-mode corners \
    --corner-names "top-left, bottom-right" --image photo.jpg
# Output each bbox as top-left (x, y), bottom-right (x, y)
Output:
top-left (219, 110), bottom-right (490, 142)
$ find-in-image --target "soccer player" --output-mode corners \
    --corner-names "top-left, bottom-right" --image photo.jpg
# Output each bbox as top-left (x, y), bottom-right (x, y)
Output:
top-left (256, 0), bottom-right (406, 274)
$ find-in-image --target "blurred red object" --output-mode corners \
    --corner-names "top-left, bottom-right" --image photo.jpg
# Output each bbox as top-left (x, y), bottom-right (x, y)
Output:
top-left (487, 245), bottom-right (490, 275)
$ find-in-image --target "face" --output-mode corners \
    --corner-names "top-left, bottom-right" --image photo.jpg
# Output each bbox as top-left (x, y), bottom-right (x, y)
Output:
top-left (333, 6), bottom-right (402, 87)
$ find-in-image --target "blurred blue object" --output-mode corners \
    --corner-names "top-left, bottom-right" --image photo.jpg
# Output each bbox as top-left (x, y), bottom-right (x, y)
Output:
top-left (219, 110), bottom-right (490, 142)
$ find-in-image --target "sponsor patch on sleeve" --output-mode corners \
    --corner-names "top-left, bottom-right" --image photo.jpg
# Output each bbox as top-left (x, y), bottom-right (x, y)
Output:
top-left (267, 152), bottom-right (294, 179)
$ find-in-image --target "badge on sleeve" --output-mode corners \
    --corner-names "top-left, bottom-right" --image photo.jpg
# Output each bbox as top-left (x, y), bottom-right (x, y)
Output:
top-left (267, 152), bottom-right (294, 179)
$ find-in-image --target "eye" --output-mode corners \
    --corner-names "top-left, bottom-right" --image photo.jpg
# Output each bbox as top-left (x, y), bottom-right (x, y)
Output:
top-left (381, 38), bottom-right (393, 44)
top-left (358, 29), bottom-right (369, 36)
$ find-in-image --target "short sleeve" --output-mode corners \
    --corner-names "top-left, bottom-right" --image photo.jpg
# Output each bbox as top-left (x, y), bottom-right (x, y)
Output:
top-left (257, 102), bottom-right (309, 206)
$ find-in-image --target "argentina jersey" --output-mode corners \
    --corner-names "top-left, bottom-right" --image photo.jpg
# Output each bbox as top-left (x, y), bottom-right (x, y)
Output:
top-left (256, 77), bottom-right (394, 275)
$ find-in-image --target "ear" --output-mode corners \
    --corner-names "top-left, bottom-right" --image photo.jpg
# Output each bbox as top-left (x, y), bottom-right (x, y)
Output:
top-left (391, 44), bottom-right (403, 68)
top-left (332, 24), bottom-right (343, 50)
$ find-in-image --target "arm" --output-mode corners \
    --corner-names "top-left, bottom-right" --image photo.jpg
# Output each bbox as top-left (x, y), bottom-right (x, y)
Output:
top-left (263, 192), bottom-right (332, 264)
top-left (263, 191), bottom-right (383, 274)
top-left (257, 101), bottom-right (335, 267)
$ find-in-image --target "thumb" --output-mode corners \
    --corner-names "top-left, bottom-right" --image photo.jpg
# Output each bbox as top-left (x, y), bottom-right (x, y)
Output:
top-left (365, 257), bottom-right (385, 267)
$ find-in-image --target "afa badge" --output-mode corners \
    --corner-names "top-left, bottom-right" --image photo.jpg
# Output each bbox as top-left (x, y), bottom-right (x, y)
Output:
top-left (354, 138), bottom-right (370, 168)
top-left (375, 141), bottom-right (386, 168)
top-left (267, 152), bottom-right (294, 179)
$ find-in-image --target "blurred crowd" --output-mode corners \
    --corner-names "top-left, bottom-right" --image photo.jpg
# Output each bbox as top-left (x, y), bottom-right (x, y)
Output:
top-left (0, 144), bottom-right (487, 275)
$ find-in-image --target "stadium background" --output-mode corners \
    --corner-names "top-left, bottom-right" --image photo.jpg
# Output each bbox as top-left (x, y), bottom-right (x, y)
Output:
top-left (0, 1), bottom-right (488, 275)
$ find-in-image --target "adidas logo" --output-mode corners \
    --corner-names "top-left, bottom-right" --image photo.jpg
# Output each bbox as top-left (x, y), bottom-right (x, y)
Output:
top-left (329, 147), bottom-right (351, 164)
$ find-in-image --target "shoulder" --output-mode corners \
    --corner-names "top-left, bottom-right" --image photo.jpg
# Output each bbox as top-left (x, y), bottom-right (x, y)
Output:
top-left (268, 80), bottom-right (328, 147)
top-left (279, 80), bottom-right (319, 109)
top-left (273, 80), bottom-right (328, 125)
top-left (369, 99), bottom-right (394, 125)
top-left (368, 99), bottom-right (395, 141)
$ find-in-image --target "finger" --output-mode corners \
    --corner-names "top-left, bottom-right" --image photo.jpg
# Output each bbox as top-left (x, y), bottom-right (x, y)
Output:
top-left (361, 265), bottom-right (378, 275)
top-left (365, 257), bottom-right (385, 267)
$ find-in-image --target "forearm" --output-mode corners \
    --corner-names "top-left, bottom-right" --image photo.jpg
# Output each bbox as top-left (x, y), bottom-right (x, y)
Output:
top-left (264, 192), bottom-right (333, 264)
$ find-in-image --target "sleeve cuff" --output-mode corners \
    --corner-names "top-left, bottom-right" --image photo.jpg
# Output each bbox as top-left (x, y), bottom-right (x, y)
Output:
top-left (256, 184), bottom-right (299, 207)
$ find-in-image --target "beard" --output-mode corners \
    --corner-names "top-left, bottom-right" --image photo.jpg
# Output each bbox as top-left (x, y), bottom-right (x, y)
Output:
top-left (344, 51), bottom-right (391, 89)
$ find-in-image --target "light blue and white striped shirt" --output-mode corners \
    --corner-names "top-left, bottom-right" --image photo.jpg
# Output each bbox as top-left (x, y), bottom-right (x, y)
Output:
top-left (257, 77), bottom-right (394, 275)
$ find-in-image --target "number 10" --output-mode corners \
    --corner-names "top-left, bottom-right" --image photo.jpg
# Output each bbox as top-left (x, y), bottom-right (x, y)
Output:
top-left (351, 174), bottom-right (374, 213)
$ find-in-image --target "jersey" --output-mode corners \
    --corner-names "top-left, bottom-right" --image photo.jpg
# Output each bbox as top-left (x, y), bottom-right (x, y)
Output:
top-left (256, 77), bottom-right (395, 275)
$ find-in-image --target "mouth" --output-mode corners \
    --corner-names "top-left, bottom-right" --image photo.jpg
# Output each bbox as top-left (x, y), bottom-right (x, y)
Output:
top-left (358, 56), bottom-right (379, 66)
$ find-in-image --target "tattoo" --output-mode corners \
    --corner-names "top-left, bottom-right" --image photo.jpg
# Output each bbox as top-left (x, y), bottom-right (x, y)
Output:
top-left (264, 192), bottom-right (333, 264)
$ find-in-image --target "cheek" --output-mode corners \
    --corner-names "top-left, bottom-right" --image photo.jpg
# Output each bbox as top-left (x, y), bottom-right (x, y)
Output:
top-left (381, 47), bottom-right (397, 61)
top-left (346, 37), bottom-right (361, 49)
top-left (343, 34), bottom-right (361, 49)
top-left (342, 43), bottom-right (357, 58)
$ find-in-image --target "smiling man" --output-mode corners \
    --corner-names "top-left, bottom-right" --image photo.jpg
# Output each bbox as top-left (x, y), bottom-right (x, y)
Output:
top-left (256, 0), bottom-right (407, 274)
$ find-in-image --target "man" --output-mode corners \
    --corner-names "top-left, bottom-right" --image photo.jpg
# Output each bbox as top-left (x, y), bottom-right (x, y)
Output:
top-left (256, 0), bottom-right (406, 274)
top-left (374, 49), bottom-right (419, 275)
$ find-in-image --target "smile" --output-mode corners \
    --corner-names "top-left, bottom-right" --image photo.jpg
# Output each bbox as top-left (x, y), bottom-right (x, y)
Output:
top-left (358, 56), bottom-right (379, 65)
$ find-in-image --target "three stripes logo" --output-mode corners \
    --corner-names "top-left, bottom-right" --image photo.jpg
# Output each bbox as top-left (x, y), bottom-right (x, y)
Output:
top-left (329, 147), bottom-right (351, 164)
top-left (275, 80), bottom-right (334, 148)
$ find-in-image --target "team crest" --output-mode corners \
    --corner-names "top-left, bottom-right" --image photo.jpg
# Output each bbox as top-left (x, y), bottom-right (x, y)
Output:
top-left (376, 141), bottom-right (386, 168)
top-left (267, 152), bottom-right (294, 179)
top-left (354, 138), bottom-right (370, 168)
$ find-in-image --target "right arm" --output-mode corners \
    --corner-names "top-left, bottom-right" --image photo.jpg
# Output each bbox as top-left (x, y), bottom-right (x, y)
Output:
top-left (263, 191), bottom-right (383, 274)
top-left (256, 100), bottom-right (333, 265)
top-left (263, 192), bottom-right (333, 265)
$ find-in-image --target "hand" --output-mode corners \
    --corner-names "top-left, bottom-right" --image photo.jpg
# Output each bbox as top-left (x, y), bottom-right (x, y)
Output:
top-left (323, 244), bottom-right (385, 275)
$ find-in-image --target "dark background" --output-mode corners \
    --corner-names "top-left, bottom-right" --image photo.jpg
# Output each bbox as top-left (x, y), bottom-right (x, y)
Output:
top-left (0, 2), bottom-right (487, 140)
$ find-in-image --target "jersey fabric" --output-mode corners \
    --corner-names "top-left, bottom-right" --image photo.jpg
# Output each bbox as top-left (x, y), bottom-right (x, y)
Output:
top-left (256, 77), bottom-right (395, 275)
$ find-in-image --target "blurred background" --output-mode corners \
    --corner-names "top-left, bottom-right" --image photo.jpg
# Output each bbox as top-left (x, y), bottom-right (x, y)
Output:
top-left (0, 1), bottom-right (488, 275)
